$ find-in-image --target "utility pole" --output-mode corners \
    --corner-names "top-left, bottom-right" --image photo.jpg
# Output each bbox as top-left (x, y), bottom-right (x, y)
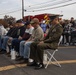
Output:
top-left (22, 0), bottom-right (24, 19)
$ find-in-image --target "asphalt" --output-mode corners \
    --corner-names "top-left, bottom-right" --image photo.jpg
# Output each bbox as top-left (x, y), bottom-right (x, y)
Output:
top-left (0, 46), bottom-right (76, 75)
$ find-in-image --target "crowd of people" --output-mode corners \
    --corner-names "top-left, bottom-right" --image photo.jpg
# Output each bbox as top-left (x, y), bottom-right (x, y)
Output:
top-left (60, 17), bottom-right (76, 46)
top-left (0, 15), bottom-right (76, 69)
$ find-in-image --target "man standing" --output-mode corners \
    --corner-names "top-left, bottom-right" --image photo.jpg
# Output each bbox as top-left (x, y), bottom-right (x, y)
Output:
top-left (29, 15), bottom-right (63, 70)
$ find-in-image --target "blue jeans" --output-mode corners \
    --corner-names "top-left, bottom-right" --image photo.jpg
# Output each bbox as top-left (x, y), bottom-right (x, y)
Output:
top-left (2, 36), bottom-right (9, 50)
top-left (0, 36), bottom-right (2, 49)
top-left (11, 38), bottom-right (23, 52)
top-left (19, 41), bottom-right (33, 58)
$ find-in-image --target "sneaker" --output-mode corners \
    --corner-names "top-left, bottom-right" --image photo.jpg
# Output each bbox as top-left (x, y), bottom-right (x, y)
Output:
top-left (64, 43), bottom-right (69, 46)
top-left (34, 63), bottom-right (45, 70)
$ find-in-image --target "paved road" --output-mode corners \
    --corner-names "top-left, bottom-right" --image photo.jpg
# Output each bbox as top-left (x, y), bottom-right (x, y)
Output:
top-left (0, 46), bottom-right (76, 75)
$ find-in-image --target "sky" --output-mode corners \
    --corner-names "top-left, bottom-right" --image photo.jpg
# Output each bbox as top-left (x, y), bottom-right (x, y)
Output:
top-left (0, 0), bottom-right (76, 20)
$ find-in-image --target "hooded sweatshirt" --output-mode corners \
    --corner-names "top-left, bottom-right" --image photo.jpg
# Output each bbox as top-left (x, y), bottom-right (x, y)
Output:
top-left (0, 24), bottom-right (7, 36)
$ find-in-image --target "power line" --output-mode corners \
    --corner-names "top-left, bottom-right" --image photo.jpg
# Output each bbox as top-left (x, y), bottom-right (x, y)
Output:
top-left (26, 0), bottom-right (57, 7)
top-left (26, 0), bottom-right (72, 10)
top-left (0, 0), bottom-right (61, 15)
top-left (0, 0), bottom-right (75, 15)
top-left (25, 1), bottom-right (76, 12)
top-left (0, 9), bottom-right (21, 15)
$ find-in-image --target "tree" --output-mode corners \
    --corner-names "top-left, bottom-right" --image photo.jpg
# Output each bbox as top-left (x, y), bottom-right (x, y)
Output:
top-left (0, 19), bottom-right (8, 28)
top-left (4, 15), bottom-right (16, 25)
top-left (0, 15), bottom-right (16, 28)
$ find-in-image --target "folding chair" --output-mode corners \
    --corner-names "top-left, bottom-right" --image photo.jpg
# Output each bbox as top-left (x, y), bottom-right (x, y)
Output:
top-left (44, 35), bottom-right (63, 69)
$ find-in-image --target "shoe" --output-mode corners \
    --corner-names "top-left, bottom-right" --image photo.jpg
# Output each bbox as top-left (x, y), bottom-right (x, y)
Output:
top-left (15, 56), bottom-right (23, 61)
top-left (16, 56), bottom-right (20, 58)
top-left (64, 43), bottom-right (69, 46)
top-left (0, 49), bottom-right (2, 52)
top-left (34, 63), bottom-right (45, 70)
top-left (5, 52), bottom-right (10, 55)
top-left (7, 54), bottom-right (11, 57)
top-left (18, 59), bottom-right (28, 64)
top-left (27, 61), bottom-right (37, 66)
top-left (0, 50), bottom-right (6, 54)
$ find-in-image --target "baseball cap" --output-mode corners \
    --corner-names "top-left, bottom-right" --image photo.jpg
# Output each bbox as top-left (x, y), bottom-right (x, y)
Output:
top-left (16, 19), bottom-right (22, 23)
top-left (30, 18), bottom-right (39, 24)
top-left (25, 21), bottom-right (30, 26)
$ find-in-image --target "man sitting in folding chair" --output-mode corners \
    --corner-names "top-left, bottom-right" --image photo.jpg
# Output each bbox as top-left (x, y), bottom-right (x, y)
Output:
top-left (28, 15), bottom-right (63, 70)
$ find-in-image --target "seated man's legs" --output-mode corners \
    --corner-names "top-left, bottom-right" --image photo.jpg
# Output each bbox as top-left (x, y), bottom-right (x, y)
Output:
top-left (17, 41), bottom-right (33, 63)
top-left (16, 40), bottom-right (27, 62)
top-left (36, 43), bottom-right (48, 63)
top-left (0, 36), bottom-right (2, 50)
top-left (11, 38), bottom-right (22, 52)
top-left (23, 41), bottom-right (33, 59)
top-left (11, 38), bottom-right (17, 49)
top-left (30, 42), bottom-right (49, 69)
top-left (30, 42), bottom-right (39, 61)
top-left (15, 40), bottom-right (23, 52)
top-left (2, 36), bottom-right (9, 50)
top-left (19, 41), bottom-right (26, 57)
top-left (30, 42), bottom-right (48, 63)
